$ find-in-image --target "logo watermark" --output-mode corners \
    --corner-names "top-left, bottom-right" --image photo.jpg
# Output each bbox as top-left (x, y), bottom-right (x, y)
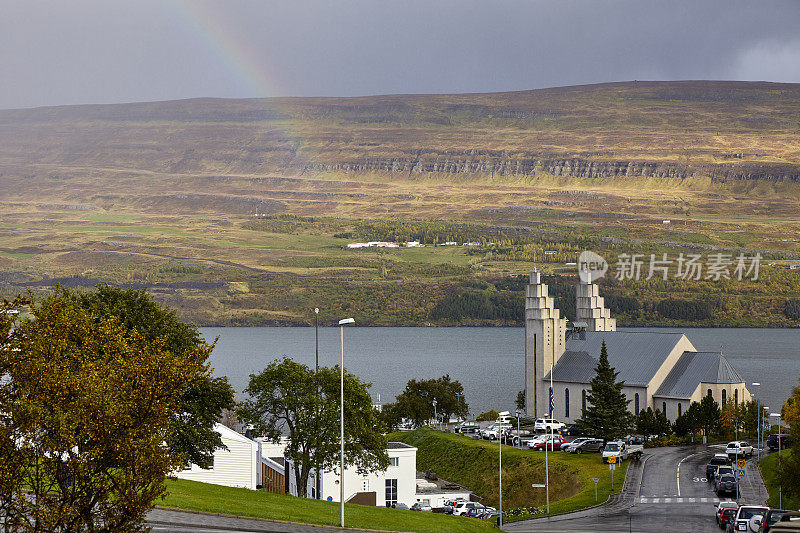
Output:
top-left (577, 251), bottom-right (761, 282)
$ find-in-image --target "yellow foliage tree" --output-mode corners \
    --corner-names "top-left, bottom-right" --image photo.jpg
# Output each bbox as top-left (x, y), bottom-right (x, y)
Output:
top-left (0, 292), bottom-right (203, 532)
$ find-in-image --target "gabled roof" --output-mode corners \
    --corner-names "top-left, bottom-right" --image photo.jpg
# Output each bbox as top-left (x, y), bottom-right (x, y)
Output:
top-left (213, 422), bottom-right (256, 445)
top-left (547, 331), bottom-right (692, 386)
top-left (654, 351), bottom-right (745, 399)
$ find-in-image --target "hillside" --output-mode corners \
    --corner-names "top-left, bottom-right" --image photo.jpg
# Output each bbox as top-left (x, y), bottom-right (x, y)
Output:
top-left (1, 81), bottom-right (799, 326)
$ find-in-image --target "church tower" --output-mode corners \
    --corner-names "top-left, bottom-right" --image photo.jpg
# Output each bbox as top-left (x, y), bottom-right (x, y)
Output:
top-left (575, 280), bottom-right (616, 331)
top-left (524, 271), bottom-right (566, 417)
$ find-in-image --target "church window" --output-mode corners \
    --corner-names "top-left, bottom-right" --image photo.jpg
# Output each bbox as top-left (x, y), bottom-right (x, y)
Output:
top-left (582, 390), bottom-right (587, 414)
top-left (678, 403), bottom-right (682, 417)
top-left (734, 389), bottom-right (738, 407)
top-left (722, 390), bottom-right (726, 406)
top-left (662, 401), bottom-right (667, 415)
top-left (565, 388), bottom-right (570, 418)
top-left (707, 389), bottom-right (713, 398)
top-left (634, 393), bottom-right (640, 415)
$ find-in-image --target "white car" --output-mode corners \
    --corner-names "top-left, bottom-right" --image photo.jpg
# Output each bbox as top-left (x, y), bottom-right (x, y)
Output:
top-left (725, 441), bottom-right (753, 459)
top-left (482, 423), bottom-right (511, 440)
top-left (534, 418), bottom-right (565, 432)
top-left (452, 501), bottom-right (485, 516)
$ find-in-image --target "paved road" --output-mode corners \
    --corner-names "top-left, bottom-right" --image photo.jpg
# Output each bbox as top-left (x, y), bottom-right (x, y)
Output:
top-left (505, 445), bottom-right (767, 533)
top-left (147, 508), bottom-right (371, 533)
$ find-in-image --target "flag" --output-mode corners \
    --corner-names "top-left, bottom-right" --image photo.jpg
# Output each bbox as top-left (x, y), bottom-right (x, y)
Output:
top-left (549, 388), bottom-right (554, 417)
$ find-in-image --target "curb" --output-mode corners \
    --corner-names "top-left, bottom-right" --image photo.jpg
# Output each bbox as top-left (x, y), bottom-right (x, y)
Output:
top-left (150, 507), bottom-right (407, 533)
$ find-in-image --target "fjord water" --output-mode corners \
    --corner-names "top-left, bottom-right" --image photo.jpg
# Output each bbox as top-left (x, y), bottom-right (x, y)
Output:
top-left (200, 327), bottom-right (799, 417)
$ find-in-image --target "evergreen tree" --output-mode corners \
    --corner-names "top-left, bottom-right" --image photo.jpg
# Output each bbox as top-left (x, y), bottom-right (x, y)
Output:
top-left (576, 340), bottom-right (634, 441)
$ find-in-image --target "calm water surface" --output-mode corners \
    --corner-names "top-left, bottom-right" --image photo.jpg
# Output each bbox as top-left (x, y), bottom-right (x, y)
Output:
top-left (200, 327), bottom-right (799, 417)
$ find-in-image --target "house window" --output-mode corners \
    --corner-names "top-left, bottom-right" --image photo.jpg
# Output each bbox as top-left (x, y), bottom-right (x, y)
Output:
top-left (678, 403), bottom-right (682, 417)
top-left (389, 457), bottom-right (399, 467)
top-left (385, 479), bottom-right (398, 507)
top-left (582, 390), bottom-right (587, 414)
top-left (634, 393), bottom-right (640, 415)
top-left (565, 388), bottom-right (570, 418)
top-left (662, 402), bottom-right (667, 415)
top-left (722, 390), bottom-right (726, 406)
top-left (708, 388), bottom-right (713, 398)
top-left (734, 389), bottom-right (738, 407)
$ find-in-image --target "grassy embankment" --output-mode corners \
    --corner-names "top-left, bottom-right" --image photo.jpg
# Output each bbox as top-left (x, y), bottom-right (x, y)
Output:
top-left (389, 428), bottom-right (629, 522)
top-left (161, 478), bottom-right (495, 533)
top-left (759, 450), bottom-right (800, 510)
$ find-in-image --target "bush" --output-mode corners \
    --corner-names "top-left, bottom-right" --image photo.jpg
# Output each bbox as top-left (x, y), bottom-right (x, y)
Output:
top-left (785, 298), bottom-right (800, 320)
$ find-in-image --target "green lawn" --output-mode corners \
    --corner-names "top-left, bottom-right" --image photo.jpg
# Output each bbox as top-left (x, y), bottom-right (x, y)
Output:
top-left (389, 428), bottom-right (629, 522)
top-left (759, 450), bottom-right (800, 510)
top-left (162, 478), bottom-right (495, 533)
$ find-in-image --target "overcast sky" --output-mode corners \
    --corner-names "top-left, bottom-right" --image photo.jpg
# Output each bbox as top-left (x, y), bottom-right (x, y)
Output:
top-left (2, 0), bottom-right (800, 110)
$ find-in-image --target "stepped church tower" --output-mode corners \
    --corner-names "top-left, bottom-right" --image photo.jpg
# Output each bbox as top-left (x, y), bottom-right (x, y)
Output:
top-left (524, 272), bottom-right (614, 417)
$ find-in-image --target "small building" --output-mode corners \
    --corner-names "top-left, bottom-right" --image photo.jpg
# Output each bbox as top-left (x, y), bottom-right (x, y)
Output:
top-left (292, 442), bottom-right (417, 507)
top-left (173, 423), bottom-right (261, 490)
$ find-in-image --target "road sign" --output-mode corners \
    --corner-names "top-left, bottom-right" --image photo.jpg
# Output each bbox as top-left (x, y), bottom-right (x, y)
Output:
top-left (531, 483), bottom-right (546, 488)
top-left (609, 463), bottom-right (616, 471)
top-left (608, 455), bottom-right (617, 464)
top-left (592, 478), bottom-right (599, 485)
top-left (737, 468), bottom-right (746, 478)
top-left (737, 458), bottom-right (746, 468)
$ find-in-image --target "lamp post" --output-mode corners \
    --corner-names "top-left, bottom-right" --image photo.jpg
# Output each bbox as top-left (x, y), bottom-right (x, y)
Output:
top-left (498, 426), bottom-right (503, 528)
top-left (338, 317), bottom-right (355, 528)
top-left (432, 399), bottom-right (438, 430)
top-left (751, 383), bottom-right (760, 460)
top-left (314, 308), bottom-right (320, 499)
top-left (770, 412), bottom-right (783, 510)
top-left (515, 409), bottom-right (521, 448)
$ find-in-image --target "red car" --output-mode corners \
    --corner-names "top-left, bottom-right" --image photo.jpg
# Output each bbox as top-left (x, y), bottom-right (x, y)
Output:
top-left (531, 436), bottom-right (566, 451)
top-left (718, 507), bottom-right (737, 529)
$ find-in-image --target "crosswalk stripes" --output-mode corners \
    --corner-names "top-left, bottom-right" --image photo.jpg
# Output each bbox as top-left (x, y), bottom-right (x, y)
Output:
top-left (637, 497), bottom-right (719, 505)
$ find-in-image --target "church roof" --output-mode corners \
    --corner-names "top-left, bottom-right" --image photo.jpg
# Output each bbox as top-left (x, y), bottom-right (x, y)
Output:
top-left (546, 331), bottom-right (691, 386)
top-left (654, 351), bottom-right (745, 399)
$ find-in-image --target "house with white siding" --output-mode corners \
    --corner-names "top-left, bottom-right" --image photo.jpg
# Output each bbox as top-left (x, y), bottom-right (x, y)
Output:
top-left (173, 423), bottom-right (261, 490)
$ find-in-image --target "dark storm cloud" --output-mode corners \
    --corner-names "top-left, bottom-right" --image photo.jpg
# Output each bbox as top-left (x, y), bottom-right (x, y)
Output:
top-left (1, 0), bottom-right (799, 109)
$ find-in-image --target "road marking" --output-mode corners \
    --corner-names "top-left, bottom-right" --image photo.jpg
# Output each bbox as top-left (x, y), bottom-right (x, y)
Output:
top-left (676, 450), bottom-right (703, 497)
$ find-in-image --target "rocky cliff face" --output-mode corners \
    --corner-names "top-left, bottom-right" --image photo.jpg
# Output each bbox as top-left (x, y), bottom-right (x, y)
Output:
top-left (310, 155), bottom-right (800, 183)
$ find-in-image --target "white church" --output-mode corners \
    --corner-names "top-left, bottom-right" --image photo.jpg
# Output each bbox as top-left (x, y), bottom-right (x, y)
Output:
top-left (524, 271), bottom-right (751, 422)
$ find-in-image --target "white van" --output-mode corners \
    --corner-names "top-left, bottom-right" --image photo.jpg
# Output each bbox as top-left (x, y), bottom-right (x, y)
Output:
top-left (496, 411), bottom-right (514, 425)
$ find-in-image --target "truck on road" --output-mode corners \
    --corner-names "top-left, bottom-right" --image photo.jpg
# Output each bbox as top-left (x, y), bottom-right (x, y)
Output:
top-left (601, 440), bottom-right (643, 463)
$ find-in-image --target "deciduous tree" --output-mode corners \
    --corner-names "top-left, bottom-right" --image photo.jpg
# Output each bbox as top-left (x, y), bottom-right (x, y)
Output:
top-left (0, 291), bottom-right (200, 532)
top-left (390, 375), bottom-right (469, 427)
top-left (237, 357), bottom-right (389, 498)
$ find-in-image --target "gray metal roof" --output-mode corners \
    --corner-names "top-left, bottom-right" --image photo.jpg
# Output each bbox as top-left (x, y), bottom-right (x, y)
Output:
top-left (387, 442), bottom-right (415, 449)
top-left (654, 351), bottom-right (745, 399)
top-left (547, 331), bottom-right (690, 386)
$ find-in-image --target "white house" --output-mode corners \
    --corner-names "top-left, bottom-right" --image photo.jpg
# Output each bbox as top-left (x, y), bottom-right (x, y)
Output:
top-left (173, 423), bottom-right (260, 490)
top-left (288, 442), bottom-right (417, 507)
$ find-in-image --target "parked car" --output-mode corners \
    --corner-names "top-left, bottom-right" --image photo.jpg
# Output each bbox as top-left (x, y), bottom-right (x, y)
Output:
top-left (707, 454), bottom-right (731, 481)
top-left (719, 507), bottom-right (738, 530)
top-left (481, 423), bottom-right (512, 440)
top-left (455, 421), bottom-right (480, 434)
top-left (496, 411), bottom-right (514, 425)
top-left (561, 437), bottom-right (594, 452)
top-left (563, 423), bottom-right (583, 436)
top-left (601, 440), bottom-right (643, 463)
top-left (726, 441), bottom-right (754, 459)
top-left (530, 434), bottom-right (566, 451)
top-left (410, 502), bottom-right (432, 512)
top-left (452, 501), bottom-right (484, 516)
top-left (759, 509), bottom-right (791, 533)
top-left (715, 501), bottom-right (739, 523)
top-left (728, 505), bottom-right (769, 533)
top-left (572, 438), bottom-right (605, 454)
top-left (766, 512), bottom-right (800, 533)
top-left (442, 499), bottom-right (465, 514)
top-left (534, 418), bottom-right (566, 432)
top-left (767, 434), bottom-right (791, 451)
top-left (714, 465), bottom-right (735, 482)
top-left (508, 429), bottom-right (535, 446)
top-left (626, 434), bottom-right (646, 445)
top-left (715, 474), bottom-right (738, 496)
top-left (466, 506), bottom-right (489, 518)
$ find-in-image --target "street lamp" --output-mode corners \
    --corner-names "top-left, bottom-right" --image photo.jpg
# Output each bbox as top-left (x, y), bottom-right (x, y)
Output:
top-left (770, 412), bottom-right (783, 509)
top-left (432, 399), bottom-right (438, 430)
top-left (498, 424), bottom-right (503, 528)
top-left (514, 409), bottom-right (521, 448)
top-left (314, 308), bottom-right (320, 499)
top-left (751, 383), bottom-right (761, 460)
top-left (338, 317), bottom-right (355, 528)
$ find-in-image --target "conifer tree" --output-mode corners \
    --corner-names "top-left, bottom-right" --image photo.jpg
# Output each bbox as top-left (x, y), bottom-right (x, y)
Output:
top-left (577, 340), bottom-right (634, 441)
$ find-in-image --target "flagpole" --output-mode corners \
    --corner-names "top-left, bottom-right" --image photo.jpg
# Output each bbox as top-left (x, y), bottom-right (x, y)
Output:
top-left (546, 364), bottom-right (552, 514)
